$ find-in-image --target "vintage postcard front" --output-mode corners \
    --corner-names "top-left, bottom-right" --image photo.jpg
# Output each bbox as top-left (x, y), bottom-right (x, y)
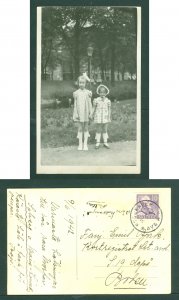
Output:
top-left (7, 188), bottom-right (171, 294)
top-left (36, 5), bottom-right (142, 174)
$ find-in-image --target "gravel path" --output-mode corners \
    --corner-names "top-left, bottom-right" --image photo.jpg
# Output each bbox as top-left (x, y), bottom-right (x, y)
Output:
top-left (41, 141), bottom-right (136, 166)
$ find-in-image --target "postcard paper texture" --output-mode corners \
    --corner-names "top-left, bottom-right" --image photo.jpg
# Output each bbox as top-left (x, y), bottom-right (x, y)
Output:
top-left (7, 188), bottom-right (171, 294)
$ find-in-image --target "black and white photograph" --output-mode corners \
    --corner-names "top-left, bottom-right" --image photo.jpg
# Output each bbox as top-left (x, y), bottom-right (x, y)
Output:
top-left (36, 5), bottom-right (141, 174)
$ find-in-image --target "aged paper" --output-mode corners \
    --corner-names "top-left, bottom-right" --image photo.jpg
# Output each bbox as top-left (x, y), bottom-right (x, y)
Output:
top-left (7, 188), bottom-right (171, 294)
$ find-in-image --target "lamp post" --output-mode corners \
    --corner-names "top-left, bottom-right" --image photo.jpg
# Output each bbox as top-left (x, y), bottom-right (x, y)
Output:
top-left (87, 46), bottom-right (94, 85)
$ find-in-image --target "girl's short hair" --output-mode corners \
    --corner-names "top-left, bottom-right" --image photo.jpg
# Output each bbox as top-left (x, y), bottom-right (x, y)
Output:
top-left (78, 75), bottom-right (87, 84)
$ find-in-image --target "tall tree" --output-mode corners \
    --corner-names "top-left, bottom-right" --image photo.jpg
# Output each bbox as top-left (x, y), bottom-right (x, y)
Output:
top-left (51, 7), bottom-right (95, 79)
top-left (91, 7), bottom-right (137, 84)
top-left (41, 6), bottom-right (137, 82)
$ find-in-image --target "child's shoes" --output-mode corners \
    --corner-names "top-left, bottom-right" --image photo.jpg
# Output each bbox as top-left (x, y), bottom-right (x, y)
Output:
top-left (103, 133), bottom-right (110, 149)
top-left (78, 144), bottom-right (83, 151)
top-left (83, 145), bottom-right (88, 151)
top-left (95, 142), bottom-right (100, 149)
top-left (103, 143), bottom-right (110, 149)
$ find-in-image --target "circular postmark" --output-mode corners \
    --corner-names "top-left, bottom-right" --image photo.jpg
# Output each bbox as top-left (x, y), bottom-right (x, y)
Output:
top-left (130, 199), bottom-right (163, 233)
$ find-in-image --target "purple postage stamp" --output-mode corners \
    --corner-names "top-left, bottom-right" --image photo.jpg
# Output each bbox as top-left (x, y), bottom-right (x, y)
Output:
top-left (135, 194), bottom-right (159, 219)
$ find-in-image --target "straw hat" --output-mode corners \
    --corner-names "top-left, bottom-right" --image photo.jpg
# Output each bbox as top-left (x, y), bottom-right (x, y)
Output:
top-left (96, 84), bottom-right (110, 96)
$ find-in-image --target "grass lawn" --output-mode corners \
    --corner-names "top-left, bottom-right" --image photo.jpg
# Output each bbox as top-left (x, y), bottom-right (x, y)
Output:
top-left (41, 80), bottom-right (136, 101)
top-left (41, 99), bottom-right (136, 148)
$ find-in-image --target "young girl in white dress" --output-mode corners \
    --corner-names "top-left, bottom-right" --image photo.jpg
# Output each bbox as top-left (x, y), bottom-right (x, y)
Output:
top-left (93, 84), bottom-right (111, 149)
top-left (73, 76), bottom-right (93, 150)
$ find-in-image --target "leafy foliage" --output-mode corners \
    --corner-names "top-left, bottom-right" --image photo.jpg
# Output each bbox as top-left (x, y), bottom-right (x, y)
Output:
top-left (42, 6), bottom-right (137, 82)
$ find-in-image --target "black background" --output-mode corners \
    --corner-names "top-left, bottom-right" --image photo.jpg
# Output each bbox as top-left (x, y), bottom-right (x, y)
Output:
top-left (30, 0), bottom-right (149, 179)
top-left (0, 1), bottom-right (178, 300)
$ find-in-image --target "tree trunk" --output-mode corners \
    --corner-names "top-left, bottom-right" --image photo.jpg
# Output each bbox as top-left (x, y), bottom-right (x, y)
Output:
top-left (44, 67), bottom-right (47, 80)
top-left (41, 66), bottom-right (45, 80)
top-left (42, 39), bottom-right (53, 81)
top-left (121, 63), bottom-right (125, 81)
top-left (98, 46), bottom-right (105, 80)
top-left (70, 60), bottom-right (74, 80)
top-left (74, 15), bottom-right (80, 80)
top-left (110, 41), bottom-right (115, 86)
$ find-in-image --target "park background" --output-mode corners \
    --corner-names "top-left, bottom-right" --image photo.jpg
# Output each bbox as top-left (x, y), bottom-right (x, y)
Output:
top-left (41, 6), bottom-right (138, 150)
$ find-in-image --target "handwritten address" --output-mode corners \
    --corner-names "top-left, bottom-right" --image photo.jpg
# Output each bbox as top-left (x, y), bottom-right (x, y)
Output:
top-left (7, 188), bottom-right (171, 295)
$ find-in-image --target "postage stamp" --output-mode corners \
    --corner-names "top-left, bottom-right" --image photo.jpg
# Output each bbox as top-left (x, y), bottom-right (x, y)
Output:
top-left (135, 194), bottom-right (159, 219)
top-left (130, 194), bottom-right (163, 233)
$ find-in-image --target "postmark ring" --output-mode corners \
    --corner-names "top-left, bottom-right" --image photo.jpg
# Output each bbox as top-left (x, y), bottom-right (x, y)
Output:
top-left (130, 199), bottom-right (163, 233)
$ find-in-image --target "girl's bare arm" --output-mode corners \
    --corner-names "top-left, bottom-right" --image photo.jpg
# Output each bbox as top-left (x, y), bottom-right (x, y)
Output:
top-left (73, 93), bottom-right (79, 121)
top-left (108, 101), bottom-right (111, 122)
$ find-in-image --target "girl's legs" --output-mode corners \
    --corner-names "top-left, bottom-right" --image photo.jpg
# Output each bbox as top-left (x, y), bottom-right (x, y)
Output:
top-left (77, 122), bottom-right (83, 150)
top-left (95, 124), bottom-right (102, 149)
top-left (102, 123), bottom-right (110, 148)
top-left (83, 122), bottom-right (89, 151)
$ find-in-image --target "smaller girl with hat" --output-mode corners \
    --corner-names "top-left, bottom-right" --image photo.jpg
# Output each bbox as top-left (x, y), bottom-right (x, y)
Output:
top-left (93, 84), bottom-right (111, 149)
